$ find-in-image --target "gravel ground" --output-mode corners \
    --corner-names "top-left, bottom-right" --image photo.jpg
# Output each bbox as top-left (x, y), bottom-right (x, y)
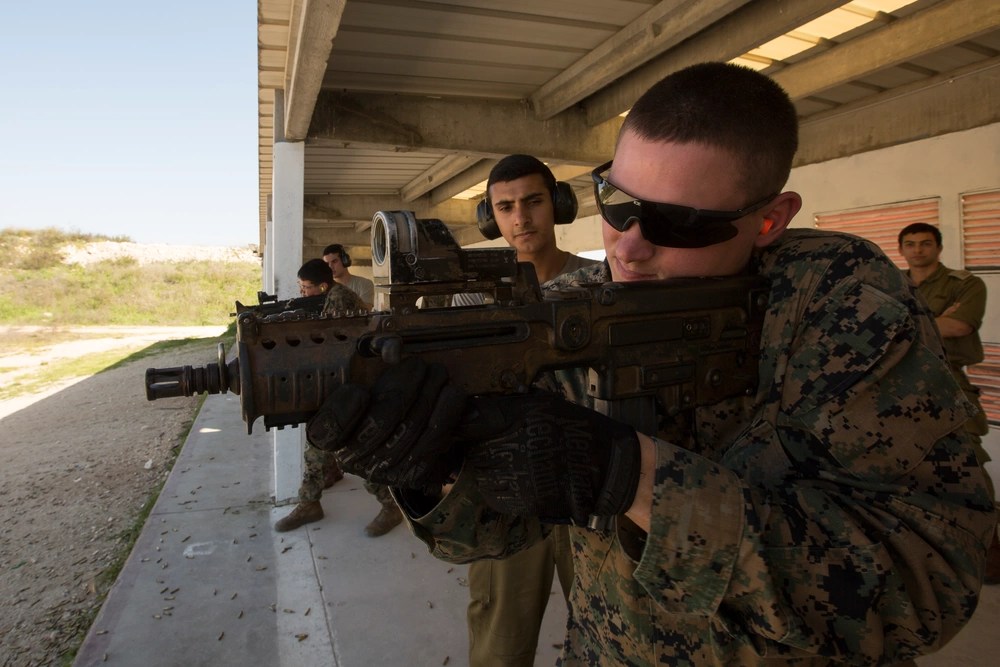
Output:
top-left (0, 330), bottom-right (225, 666)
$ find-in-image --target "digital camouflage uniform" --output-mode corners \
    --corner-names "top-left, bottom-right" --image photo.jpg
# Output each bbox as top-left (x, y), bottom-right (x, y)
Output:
top-left (396, 229), bottom-right (996, 666)
top-left (907, 263), bottom-right (989, 439)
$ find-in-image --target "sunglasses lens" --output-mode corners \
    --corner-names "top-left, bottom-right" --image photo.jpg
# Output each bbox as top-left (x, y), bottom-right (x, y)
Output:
top-left (599, 201), bottom-right (640, 231)
top-left (594, 168), bottom-right (745, 248)
top-left (600, 202), bottom-right (739, 248)
top-left (594, 180), bottom-right (622, 204)
top-left (646, 220), bottom-right (740, 248)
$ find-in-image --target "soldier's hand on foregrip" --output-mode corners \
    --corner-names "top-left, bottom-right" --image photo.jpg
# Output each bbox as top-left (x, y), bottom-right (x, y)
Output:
top-left (305, 357), bottom-right (467, 488)
top-left (460, 393), bottom-right (642, 528)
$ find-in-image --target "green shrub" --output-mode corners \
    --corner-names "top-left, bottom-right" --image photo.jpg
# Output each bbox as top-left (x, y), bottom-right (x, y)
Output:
top-left (0, 227), bottom-right (133, 271)
top-left (0, 229), bottom-right (261, 326)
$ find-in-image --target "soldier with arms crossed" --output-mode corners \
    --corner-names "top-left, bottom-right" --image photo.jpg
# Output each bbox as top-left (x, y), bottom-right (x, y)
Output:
top-left (898, 221), bottom-right (997, 583)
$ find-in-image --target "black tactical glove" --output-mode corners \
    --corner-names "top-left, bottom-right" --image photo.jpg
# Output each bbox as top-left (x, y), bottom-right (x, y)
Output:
top-left (305, 357), bottom-right (467, 488)
top-left (460, 392), bottom-right (641, 527)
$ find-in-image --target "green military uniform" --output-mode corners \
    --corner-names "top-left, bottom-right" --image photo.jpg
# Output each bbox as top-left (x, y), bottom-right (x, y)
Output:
top-left (466, 252), bottom-right (599, 667)
top-left (396, 230), bottom-right (996, 665)
top-left (907, 262), bottom-right (989, 438)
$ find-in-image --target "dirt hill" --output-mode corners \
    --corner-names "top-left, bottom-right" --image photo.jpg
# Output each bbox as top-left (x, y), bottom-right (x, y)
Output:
top-left (59, 241), bottom-right (260, 266)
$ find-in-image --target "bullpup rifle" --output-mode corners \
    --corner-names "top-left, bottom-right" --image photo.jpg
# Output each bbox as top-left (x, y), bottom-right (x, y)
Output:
top-left (145, 211), bottom-right (768, 435)
top-left (232, 291), bottom-right (327, 317)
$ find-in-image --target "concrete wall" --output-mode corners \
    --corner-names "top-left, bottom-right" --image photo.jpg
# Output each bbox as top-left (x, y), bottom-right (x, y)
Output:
top-left (786, 123), bottom-right (999, 337)
top-left (786, 123), bottom-right (1000, 478)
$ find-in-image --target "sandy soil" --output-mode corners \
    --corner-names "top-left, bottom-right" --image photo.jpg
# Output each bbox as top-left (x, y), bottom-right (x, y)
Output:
top-left (0, 327), bottom-right (227, 666)
top-left (59, 242), bottom-right (259, 266)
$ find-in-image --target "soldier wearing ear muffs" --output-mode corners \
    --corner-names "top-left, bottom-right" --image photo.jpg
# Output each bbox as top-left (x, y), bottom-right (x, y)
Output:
top-left (323, 243), bottom-right (374, 309)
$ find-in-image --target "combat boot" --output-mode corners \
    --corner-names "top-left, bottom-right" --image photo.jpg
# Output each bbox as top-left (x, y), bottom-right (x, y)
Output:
top-left (275, 501), bottom-right (324, 532)
top-left (364, 504), bottom-right (402, 537)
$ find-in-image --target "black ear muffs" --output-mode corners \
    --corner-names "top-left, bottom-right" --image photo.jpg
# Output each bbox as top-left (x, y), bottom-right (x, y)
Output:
top-left (475, 198), bottom-right (498, 239)
top-left (551, 181), bottom-right (578, 225)
top-left (476, 182), bottom-right (579, 240)
top-left (340, 248), bottom-right (352, 268)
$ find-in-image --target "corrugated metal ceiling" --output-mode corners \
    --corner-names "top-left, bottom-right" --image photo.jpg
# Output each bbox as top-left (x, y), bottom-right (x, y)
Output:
top-left (258, 0), bottom-right (1000, 260)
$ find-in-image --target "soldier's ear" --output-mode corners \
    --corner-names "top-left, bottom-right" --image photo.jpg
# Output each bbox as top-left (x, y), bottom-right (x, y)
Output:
top-left (754, 192), bottom-right (801, 248)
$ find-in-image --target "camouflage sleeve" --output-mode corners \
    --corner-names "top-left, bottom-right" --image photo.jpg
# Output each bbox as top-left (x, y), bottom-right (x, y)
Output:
top-left (321, 283), bottom-right (368, 314)
top-left (635, 235), bottom-right (996, 662)
top-left (390, 467), bottom-right (548, 563)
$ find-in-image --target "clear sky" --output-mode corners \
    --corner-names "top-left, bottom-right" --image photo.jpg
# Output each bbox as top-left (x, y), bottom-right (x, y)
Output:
top-left (0, 1), bottom-right (259, 247)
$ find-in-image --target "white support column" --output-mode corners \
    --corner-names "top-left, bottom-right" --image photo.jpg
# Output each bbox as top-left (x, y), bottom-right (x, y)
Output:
top-left (263, 195), bottom-right (275, 293)
top-left (270, 105), bottom-right (307, 505)
top-left (270, 142), bottom-right (304, 298)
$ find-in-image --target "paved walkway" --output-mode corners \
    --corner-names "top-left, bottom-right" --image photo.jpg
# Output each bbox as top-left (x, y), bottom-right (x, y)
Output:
top-left (73, 392), bottom-right (565, 667)
top-left (73, 392), bottom-right (1000, 666)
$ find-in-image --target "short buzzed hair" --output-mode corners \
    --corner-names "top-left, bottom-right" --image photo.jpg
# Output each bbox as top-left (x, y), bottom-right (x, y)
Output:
top-left (298, 258), bottom-right (333, 286)
top-left (898, 222), bottom-right (942, 247)
top-left (621, 62), bottom-right (799, 199)
top-left (487, 154), bottom-right (557, 195)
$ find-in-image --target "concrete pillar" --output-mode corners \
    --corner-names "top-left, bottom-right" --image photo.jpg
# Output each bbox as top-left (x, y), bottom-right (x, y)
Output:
top-left (270, 89), bottom-right (308, 505)
top-left (270, 141), bottom-right (304, 298)
top-left (263, 195), bottom-right (274, 293)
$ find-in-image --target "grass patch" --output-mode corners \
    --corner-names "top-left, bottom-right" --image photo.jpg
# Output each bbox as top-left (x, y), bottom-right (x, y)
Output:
top-left (1, 261), bottom-right (260, 326)
top-left (0, 228), bottom-right (261, 327)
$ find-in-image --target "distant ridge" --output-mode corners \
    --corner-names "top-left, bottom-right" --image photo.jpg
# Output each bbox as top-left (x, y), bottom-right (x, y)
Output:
top-left (60, 241), bottom-right (261, 266)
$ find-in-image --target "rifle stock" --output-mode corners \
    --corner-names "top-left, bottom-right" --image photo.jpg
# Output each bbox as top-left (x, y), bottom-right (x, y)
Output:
top-left (145, 212), bottom-right (767, 435)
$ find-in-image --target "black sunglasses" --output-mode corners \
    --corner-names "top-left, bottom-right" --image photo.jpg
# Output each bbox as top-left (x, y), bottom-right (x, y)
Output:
top-left (591, 160), bottom-right (778, 248)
